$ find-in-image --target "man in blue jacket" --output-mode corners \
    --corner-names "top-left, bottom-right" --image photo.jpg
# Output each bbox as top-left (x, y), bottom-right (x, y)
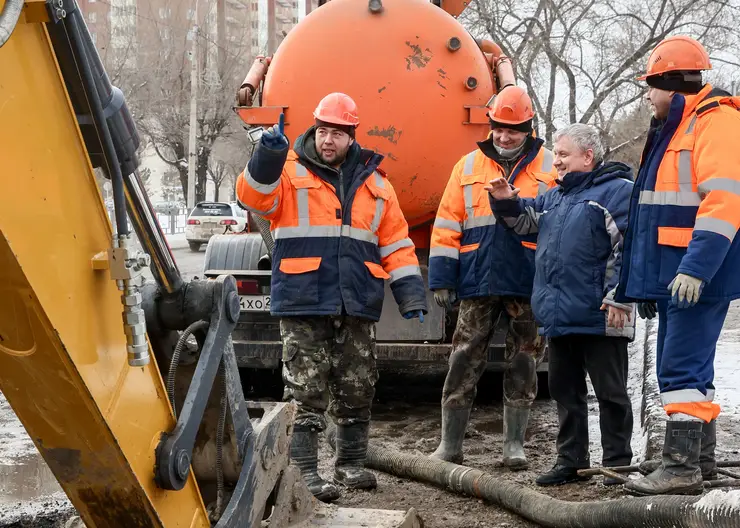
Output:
top-left (487, 123), bottom-right (635, 486)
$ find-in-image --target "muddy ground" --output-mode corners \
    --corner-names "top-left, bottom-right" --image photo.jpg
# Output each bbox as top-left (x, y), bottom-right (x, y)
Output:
top-left (317, 371), bottom-right (626, 528)
top-left (0, 370), bottom-right (629, 528)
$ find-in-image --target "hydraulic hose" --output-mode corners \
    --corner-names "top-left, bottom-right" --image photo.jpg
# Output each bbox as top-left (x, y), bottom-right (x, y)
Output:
top-left (167, 320), bottom-right (210, 419)
top-left (325, 427), bottom-right (740, 528)
top-left (0, 0), bottom-right (22, 48)
top-left (253, 215), bottom-right (275, 256)
top-left (214, 364), bottom-right (227, 521)
top-left (63, 9), bottom-right (128, 236)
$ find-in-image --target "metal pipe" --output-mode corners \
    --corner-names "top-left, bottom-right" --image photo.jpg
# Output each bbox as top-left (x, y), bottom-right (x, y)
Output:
top-left (476, 38), bottom-right (502, 57)
top-left (123, 171), bottom-right (184, 295)
top-left (477, 39), bottom-right (515, 92)
top-left (578, 465), bottom-right (638, 476)
top-left (493, 55), bottom-right (515, 91)
top-left (237, 56), bottom-right (270, 107)
top-left (0, 0), bottom-right (23, 48)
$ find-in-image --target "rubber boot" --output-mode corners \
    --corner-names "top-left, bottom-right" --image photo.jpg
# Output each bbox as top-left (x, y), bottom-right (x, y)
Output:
top-left (368, 0), bottom-right (383, 13)
top-left (624, 420), bottom-right (704, 496)
top-left (290, 424), bottom-right (341, 502)
top-left (639, 419), bottom-right (717, 480)
top-left (430, 407), bottom-right (470, 464)
top-left (502, 404), bottom-right (530, 470)
top-left (333, 422), bottom-right (377, 489)
top-left (700, 419), bottom-right (717, 480)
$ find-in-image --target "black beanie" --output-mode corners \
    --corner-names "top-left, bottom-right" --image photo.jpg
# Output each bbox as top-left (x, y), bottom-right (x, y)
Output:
top-left (315, 119), bottom-right (356, 138)
top-left (489, 117), bottom-right (533, 133)
top-left (646, 71), bottom-right (703, 94)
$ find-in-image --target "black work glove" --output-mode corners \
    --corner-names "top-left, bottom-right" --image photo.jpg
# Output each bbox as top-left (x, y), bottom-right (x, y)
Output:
top-left (637, 301), bottom-right (657, 320)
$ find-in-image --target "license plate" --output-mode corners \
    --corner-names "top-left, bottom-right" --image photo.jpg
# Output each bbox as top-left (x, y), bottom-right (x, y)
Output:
top-left (239, 295), bottom-right (270, 312)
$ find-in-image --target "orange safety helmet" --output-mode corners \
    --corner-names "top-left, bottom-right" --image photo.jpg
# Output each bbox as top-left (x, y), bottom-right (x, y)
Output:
top-left (637, 35), bottom-right (712, 81)
top-left (487, 85), bottom-right (535, 125)
top-left (313, 92), bottom-right (360, 127)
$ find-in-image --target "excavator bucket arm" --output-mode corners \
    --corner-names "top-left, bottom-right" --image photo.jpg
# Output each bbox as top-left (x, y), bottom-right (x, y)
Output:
top-left (0, 1), bottom-right (421, 526)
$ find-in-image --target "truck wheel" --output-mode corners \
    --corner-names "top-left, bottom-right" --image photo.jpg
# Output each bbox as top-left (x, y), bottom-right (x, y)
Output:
top-left (203, 233), bottom-right (267, 274)
top-left (188, 242), bottom-right (201, 252)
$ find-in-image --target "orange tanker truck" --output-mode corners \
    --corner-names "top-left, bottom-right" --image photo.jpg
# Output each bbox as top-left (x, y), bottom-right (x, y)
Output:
top-left (203, 0), bottom-right (549, 395)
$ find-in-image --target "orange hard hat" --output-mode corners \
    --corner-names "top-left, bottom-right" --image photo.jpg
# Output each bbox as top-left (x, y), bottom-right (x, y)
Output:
top-left (313, 92), bottom-right (360, 127)
top-left (487, 85), bottom-right (535, 125)
top-left (638, 35), bottom-right (712, 81)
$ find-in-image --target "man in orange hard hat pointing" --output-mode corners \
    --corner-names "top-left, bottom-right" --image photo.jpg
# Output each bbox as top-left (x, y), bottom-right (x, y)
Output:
top-left (614, 35), bottom-right (740, 495)
top-left (429, 85), bottom-right (557, 470)
top-left (236, 92), bottom-right (427, 502)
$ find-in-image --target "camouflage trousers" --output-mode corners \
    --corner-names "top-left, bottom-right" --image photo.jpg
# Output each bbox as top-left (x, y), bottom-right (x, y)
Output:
top-left (441, 296), bottom-right (545, 410)
top-left (280, 316), bottom-right (378, 430)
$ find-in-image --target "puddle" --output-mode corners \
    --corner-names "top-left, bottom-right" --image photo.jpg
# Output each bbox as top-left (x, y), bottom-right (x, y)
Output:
top-left (0, 453), bottom-right (63, 506)
top-left (473, 419), bottom-right (537, 441)
top-left (474, 420), bottom-right (503, 434)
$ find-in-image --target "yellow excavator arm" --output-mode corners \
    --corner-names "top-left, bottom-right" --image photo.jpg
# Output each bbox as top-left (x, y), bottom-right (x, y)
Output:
top-left (0, 1), bottom-right (419, 526)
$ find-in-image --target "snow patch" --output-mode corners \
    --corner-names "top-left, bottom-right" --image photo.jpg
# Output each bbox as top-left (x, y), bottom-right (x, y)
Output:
top-left (585, 317), bottom-right (649, 465)
top-left (0, 394), bottom-right (37, 463)
top-left (693, 489), bottom-right (740, 518)
top-left (0, 492), bottom-right (74, 525)
top-left (637, 301), bottom-right (740, 459)
top-left (712, 304), bottom-right (740, 456)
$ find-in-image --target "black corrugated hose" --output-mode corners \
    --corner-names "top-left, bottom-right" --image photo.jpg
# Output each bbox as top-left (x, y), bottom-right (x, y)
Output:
top-left (326, 426), bottom-right (740, 527)
top-left (0, 0), bottom-right (22, 47)
top-left (167, 320), bottom-right (210, 419)
top-left (214, 364), bottom-right (227, 521)
top-left (253, 215), bottom-right (275, 256)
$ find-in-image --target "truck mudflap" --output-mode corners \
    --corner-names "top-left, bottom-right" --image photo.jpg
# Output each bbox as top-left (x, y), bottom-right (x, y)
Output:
top-left (231, 337), bottom-right (538, 372)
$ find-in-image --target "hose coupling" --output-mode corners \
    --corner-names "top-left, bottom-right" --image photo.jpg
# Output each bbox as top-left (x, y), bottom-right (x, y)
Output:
top-left (109, 235), bottom-right (151, 366)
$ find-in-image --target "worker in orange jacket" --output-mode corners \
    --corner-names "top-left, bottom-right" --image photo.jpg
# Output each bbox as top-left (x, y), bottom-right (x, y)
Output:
top-left (236, 93), bottom-right (427, 502)
top-left (428, 86), bottom-right (557, 469)
top-left (615, 36), bottom-right (740, 496)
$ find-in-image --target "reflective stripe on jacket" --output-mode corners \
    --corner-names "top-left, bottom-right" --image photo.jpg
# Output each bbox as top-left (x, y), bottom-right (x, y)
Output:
top-left (616, 84), bottom-right (740, 303)
top-left (236, 140), bottom-right (427, 320)
top-left (492, 162), bottom-right (636, 339)
top-left (428, 137), bottom-right (557, 298)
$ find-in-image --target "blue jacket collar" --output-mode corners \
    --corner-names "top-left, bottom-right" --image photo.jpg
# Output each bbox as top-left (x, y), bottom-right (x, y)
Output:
top-left (558, 161), bottom-right (633, 193)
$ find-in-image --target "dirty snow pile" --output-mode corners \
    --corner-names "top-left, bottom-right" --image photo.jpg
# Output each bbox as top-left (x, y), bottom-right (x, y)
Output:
top-left (694, 489), bottom-right (740, 519)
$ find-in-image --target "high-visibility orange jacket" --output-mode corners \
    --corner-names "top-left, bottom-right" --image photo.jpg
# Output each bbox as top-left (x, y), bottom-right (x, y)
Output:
top-left (236, 128), bottom-right (427, 320)
top-left (617, 85), bottom-right (740, 303)
top-left (429, 136), bottom-right (557, 298)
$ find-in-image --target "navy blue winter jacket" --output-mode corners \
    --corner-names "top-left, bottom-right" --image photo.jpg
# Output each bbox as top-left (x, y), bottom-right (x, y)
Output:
top-left (491, 162), bottom-right (636, 339)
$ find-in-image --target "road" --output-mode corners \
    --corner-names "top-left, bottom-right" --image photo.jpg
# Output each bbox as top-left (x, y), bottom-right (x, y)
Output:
top-left (167, 234), bottom-right (208, 281)
top-left (140, 233), bottom-right (208, 283)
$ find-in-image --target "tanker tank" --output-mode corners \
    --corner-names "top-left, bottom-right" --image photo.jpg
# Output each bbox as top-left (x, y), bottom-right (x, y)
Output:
top-left (236, 0), bottom-right (513, 247)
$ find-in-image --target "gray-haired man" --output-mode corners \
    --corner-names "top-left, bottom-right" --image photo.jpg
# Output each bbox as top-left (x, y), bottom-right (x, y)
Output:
top-left (486, 124), bottom-right (636, 486)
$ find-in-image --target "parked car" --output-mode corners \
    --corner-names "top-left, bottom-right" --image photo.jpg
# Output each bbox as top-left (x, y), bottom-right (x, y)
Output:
top-left (184, 201), bottom-right (248, 251)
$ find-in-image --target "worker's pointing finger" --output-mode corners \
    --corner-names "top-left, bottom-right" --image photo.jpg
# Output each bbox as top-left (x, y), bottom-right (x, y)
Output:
top-left (278, 112), bottom-right (285, 134)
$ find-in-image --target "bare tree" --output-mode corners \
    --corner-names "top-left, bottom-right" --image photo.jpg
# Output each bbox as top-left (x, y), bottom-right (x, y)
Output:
top-left (206, 159), bottom-right (230, 202)
top-left (123, 0), bottom-right (255, 204)
top-left (464, 0), bottom-right (740, 151)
